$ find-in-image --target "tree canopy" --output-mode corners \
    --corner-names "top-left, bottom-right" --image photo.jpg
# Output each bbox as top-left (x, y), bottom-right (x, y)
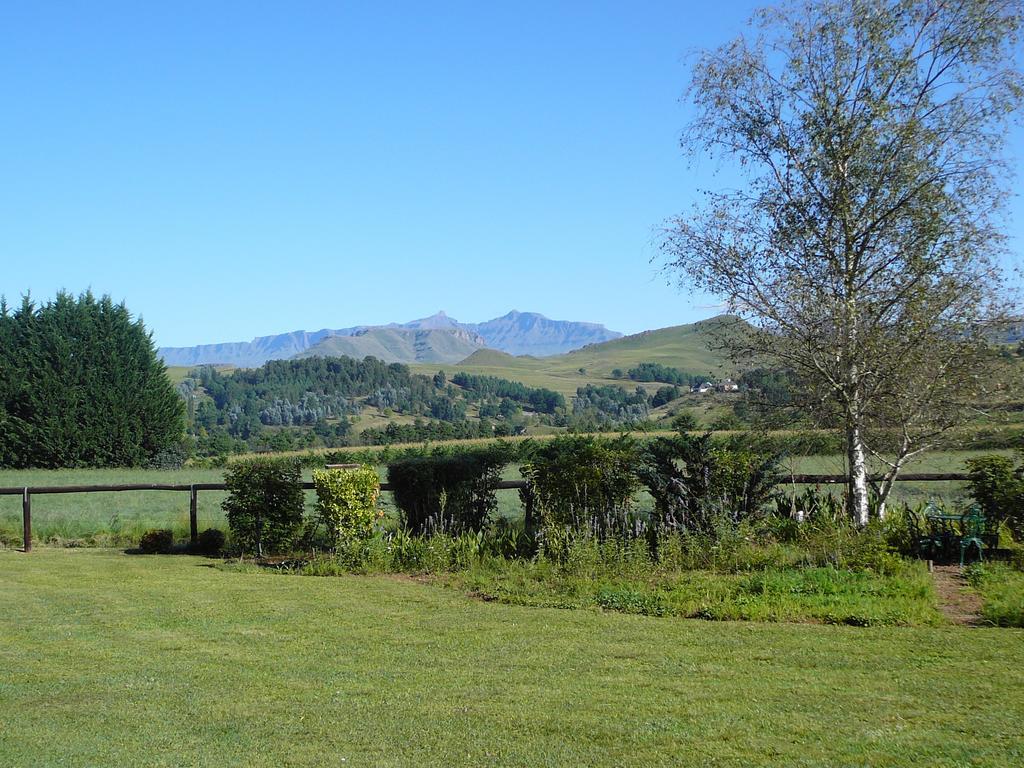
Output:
top-left (0, 291), bottom-right (185, 468)
top-left (664, 0), bottom-right (1022, 523)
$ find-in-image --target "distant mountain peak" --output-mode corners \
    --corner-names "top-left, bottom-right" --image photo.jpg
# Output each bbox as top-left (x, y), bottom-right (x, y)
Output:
top-left (401, 311), bottom-right (463, 331)
top-left (158, 310), bottom-right (622, 367)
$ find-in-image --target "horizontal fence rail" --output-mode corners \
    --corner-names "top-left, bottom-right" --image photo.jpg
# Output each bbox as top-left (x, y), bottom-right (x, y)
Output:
top-left (1, 473), bottom-right (971, 553)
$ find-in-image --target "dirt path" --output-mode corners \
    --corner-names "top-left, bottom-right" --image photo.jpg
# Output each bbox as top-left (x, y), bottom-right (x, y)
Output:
top-left (932, 565), bottom-right (983, 626)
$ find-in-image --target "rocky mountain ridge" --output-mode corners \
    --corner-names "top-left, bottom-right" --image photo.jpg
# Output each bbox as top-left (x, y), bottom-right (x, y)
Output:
top-left (158, 311), bottom-right (622, 367)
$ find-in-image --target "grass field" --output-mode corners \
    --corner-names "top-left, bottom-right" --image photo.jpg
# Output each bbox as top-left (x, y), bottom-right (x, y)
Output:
top-left (0, 449), bottom-right (1006, 547)
top-left (1, 549), bottom-right (1022, 767)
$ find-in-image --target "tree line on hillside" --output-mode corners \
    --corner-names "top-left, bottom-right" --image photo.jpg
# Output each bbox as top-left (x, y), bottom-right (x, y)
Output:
top-left (450, 372), bottom-right (565, 414)
top-left (183, 353), bottom-right (783, 456)
top-left (620, 362), bottom-right (710, 388)
top-left (182, 359), bottom-right (583, 455)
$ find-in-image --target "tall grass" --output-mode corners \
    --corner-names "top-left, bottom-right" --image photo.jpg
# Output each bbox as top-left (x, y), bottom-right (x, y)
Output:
top-left (242, 517), bottom-right (943, 627)
top-left (965, 562), bottom-right (1024, 627)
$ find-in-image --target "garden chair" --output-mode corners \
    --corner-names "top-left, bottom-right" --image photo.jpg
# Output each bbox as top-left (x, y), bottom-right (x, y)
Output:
top-left (959, 505), bottom-right (986, 567)
top-left (910, 501), bottom-right (944, 561)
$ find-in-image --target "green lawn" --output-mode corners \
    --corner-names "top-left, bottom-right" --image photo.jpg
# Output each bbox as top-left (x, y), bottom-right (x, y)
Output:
top-left (0, 549), bottom-right (1021, 767)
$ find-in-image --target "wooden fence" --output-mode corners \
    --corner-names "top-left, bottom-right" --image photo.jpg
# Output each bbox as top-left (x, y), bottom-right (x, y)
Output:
top-left (0, 473), bottom-right (971, 553)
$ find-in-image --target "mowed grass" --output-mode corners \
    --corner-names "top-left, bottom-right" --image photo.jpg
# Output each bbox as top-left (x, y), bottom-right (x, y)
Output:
top-left (1, 550), bottom-right (1023, 767)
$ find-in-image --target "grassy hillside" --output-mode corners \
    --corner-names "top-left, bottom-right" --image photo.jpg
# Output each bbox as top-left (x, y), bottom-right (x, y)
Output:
top-left (165, 364), bottom-right (233, 385)
top-left (411, 316), bottom-right (738, 397)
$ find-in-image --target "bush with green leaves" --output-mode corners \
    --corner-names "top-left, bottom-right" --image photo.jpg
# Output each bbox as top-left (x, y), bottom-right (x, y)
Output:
top-left (520, 435), bottom-right (640, 542)
top-left (966, 452), bottom-right (1023, 538)
top-left (221, 457), bottom-right (305, 556)
top-left (195, 528), bottom-right (226, 556)
top-left (387, 446), bottom-right (511, 534)
top-left (638, 432), bottom-right (780, 536)
top-left (312, 465), bottom-right (381, 546)
top-left (138, 529), bottom-right (173, 554)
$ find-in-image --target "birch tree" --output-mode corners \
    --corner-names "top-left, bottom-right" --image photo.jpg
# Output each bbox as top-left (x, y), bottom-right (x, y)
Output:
top-left (663, 0), bottom-right (1021, 525)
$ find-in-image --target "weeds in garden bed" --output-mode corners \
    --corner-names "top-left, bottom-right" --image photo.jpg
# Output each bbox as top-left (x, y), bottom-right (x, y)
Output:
top-left (229, 516), bottom-right (944, 626)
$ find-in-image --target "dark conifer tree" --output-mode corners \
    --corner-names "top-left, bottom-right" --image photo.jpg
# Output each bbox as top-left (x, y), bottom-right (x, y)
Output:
top-left (0, 291), bottom-right (185, 467)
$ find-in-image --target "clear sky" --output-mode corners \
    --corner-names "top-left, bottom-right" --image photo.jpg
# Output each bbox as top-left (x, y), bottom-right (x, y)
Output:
top-left (1, 1), bottom-right (1020, 347)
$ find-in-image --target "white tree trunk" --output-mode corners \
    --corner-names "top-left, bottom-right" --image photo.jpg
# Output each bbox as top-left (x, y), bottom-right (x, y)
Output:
top-left (846, 421), bottom-right (870, 527)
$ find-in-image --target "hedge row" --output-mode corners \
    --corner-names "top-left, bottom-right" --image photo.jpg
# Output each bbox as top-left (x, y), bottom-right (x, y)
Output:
top-left (212, 431), bottom-right (1024, 557)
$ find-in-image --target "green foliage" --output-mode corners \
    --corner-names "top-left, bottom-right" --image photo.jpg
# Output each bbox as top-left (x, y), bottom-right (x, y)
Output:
top-left (312, 465), bottom-right (381, 546)
top-left (521, 435), bottom-right (640, 542)
top-left (442, 536), bottom-right (938, 627)
top-left (571, 384), bottom-right (650, 426)
top-left (738, 368), bottom-right (797, 407)
top-left (387, 447), bottom-right (511, 534)
top-left (138, 529), bottom-right (173, 554)
top-left (670, 410), bottom-right (699, 432)
top-left (966, 452), bottom-right (1024, 537)
top-left (650, 385), bottom-right (682, 408)
top-left (627, 362), bottom-right (706, 387)
top-left (450, 372), bottom-right (564, 414)
top-left (221, 458), bottom-right (305, 556)
top-left (0, 291), bottom-right (185, 468)
top-left (195, 528), bottom-right (225, 556)
top-left (638, 432), bottom-right (781, 536)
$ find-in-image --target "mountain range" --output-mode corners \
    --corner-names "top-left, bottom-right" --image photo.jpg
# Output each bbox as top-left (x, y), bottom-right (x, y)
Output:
top-left (158, 311), bottom-right (623, 367)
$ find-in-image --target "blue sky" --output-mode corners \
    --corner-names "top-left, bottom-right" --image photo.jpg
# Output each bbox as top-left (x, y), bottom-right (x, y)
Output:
top-left (1, 1), bottom-right (1020, 347)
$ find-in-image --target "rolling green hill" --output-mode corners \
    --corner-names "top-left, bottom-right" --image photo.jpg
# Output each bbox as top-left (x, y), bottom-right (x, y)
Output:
top-left (410, 315), bottom-right (740, 396)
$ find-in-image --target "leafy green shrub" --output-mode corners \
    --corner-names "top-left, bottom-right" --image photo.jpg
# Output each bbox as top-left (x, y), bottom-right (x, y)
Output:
top-left (312, 465), bottom-right (381, 546)
top-left (520, 435), bottom-right (639, 543)
top-left (221, 457), bottom-right (305, 556)
top-left (388, 447), bottom-right (510, 534)
top-left (138, 528), bottom-right (173, 554)
top-left (195, 528), bottom-right (226, 556)
top-left (638, 432), bottom-right (780, 536)
top-left (966, 452), bottom-right (1023, 538)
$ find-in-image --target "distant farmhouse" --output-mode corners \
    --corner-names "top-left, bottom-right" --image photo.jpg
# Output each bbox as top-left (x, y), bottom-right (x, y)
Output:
top-left (692, 378), bottom-right (739, 394)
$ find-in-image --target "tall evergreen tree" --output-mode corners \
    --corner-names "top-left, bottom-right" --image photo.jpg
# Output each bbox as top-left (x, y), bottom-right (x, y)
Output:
top-left (0, 291), bottom-right (185, 467)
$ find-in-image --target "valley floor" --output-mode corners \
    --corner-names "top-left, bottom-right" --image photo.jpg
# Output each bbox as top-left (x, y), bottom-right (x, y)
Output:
top-left (1, 549), bottom-right (1022, 767)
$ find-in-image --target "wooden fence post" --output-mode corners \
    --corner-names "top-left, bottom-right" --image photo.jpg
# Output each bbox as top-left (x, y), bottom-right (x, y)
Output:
top-left (189, 485), bottom-right (198, 545)
top-left (22, 487), bottom-right (32, 553)
top-left (523, 485), bottom-right (535, 537)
